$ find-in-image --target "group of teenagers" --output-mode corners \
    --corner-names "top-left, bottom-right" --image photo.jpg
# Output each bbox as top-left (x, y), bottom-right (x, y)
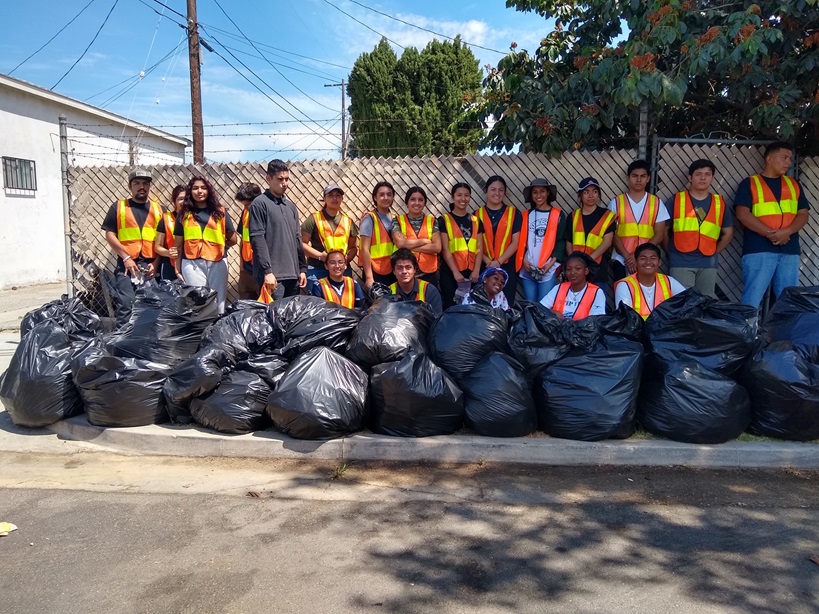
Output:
top-left (102, 140), bottom-right (810, 326)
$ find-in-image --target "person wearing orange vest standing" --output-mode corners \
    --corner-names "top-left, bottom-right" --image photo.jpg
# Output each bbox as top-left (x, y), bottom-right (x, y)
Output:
top-left (154, 184), bottom-right (186, 282)
top-left (734, 141), bottom-right (810, 309)
top-left (359, 181), bottom-right (397, 290)
top-left (666, 159), bottom-right (734, 298)
top-left (608, 160), bottom-right (669, 281)
top-left (516, 178), bottom-right (567, 302)
top-left (564, 177), bottom-right (616, 294)
top-left (301, 182), bottom-right (359, 295)
top-left (439, 182), bottom-right (484, 309)
top-left (477, 175), bottom-right (522, 306)
top-left (541, 252), bottom-right (607, 319)
top-left (310, 249), bottom-right (365, 309)
top-left (234, 182), bottom-right (263, 300)
top-left (392, 186), bottom-right (442, 288)
top-left (614, 244), bottom-right (685, 319)
top-left (101, 168), bottom-right (163, 327)
top-left (173, 176), bottom-right (237, 314)
top-left (389, 248), bottom-right (443, 316)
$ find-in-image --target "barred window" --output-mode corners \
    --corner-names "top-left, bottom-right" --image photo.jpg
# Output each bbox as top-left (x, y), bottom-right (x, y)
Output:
top-left (2, 157), bottom-right (37, 191)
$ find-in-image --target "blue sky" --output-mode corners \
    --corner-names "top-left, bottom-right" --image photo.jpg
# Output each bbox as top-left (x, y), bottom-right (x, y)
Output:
top-left (2, 0), bottom-right (552, 162)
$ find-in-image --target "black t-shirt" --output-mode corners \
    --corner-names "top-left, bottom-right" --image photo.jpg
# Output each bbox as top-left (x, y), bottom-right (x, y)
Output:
top-left (734, 175), bottom-right (810, 255)
top-left (562, 207), bottom-right (616, 283)
top-left (101, 199), bottom-right (155, 266)
top-left (173, 208), bottom-right (236, 236)
top-left (437, 212), bottom-right (484, 240)
top-left (480, 205), bottom-right (523, 235)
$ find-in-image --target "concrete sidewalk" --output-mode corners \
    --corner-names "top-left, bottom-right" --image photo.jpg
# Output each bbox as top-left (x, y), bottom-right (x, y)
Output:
top-left (0, 282), bottom-right (65, 331)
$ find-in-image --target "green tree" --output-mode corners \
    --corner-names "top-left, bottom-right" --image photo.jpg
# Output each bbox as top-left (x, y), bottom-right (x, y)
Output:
top-left (477, 0), bottom-right (819, 156)
top-left (348, 37), bottom-right (483, 157)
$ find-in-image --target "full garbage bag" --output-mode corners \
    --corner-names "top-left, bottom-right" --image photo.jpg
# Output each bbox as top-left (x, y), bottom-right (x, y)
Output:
top-left (104, 282), bottom-right (219, 368)
top-left (199, 300), bottom-right (274, 363)
top-left (268, 296), bottom-right (361, 361)
top-left (369, 352), bottom-right (464, 437)
top-left (506, 302), bottom-right (570, 375)
top-left (71, 345), bottom-right (170, 427)
top-left (459, 352), bottom-right (536, 437)
top-left (761, 286), bottom-right (819, 348)
top-left (0, 323), bottom-right (86, 427)
top-left (241, 353), bottom-right (289, 389)
top-left (429, 304), bottom-right (508, 380)
top-left (162, 347), bottom-right (232, 423)
top-left (266, 347), bottom-right (368, 440)
top-left (190, 370), bottom-right (271, 434)
top-left (638, 360), bottom-right (752, 444)
top-left (345, 298), bottom-right (435, 369)
top-left (21, 296), bottom-right (100, 340)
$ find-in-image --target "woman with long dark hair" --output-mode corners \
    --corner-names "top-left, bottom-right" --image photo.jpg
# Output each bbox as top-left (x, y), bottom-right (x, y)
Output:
top-left (476, 175), bottom-right (522, 306)
top-left (438, 182), bottom-right (484, 309)
top-left (359, 180), bottom-right (397, 289)
top-left (391, 186), bottom-right (441, 288)
top-left (154, 184), bottom-right (186, 281)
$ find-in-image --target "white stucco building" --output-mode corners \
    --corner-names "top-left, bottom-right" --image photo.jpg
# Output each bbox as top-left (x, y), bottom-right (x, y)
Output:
top-left (0, 72), bottom-right (188, 289)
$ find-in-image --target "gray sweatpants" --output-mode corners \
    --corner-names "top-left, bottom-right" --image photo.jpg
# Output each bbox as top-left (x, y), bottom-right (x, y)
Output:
top-left (181, 258), bottom-right (228, 313)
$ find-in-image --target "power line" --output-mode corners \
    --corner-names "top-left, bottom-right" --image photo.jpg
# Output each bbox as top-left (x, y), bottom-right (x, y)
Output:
top-left (52, 0), bottom-right (121, 89)
top-left (219, 42), bottom-right (340, 81)
top-left (319, 0), bottom-right (405, 50)
top-left (140, 0), bottom-right (187, 21)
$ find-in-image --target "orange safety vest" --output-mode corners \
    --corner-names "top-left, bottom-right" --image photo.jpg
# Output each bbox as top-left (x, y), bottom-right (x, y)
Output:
top-left (359, 211), bottom-right (396, 275)
top-left (314, 210), bottom-right (352, 252)
top-left (515, 208), bottom-right (562, 272)
top-left (397, 214), bottom-right (438, 274)
top-left (390, 279), bottom-right (429, 302)
top-left (615, 193), bottom-right (660, 254)
top-left (443, 213), bottom-right (478, 271)
top-left (116, 199), bottom-right (162, 260)
top-left (240, 209), bottom-right (253, 264)
top-left (571, 208), bottom-right (616, 263)
top-left (318, 277), bottom-right (355, 309)
top-left (749, 174), bottom-right (799, 230)
top-left (182, 209), bottom-right (227, 262)
top-left (616, 273), bottom-right (672, 320)
top-left (553, 282), bottom-right (601, 320)
top-left (163, 211), bottom-right (176, 251)
top-left (672, 192), bottom-right (724, 256)
top-left (477, 205), bottom-right (516, 263)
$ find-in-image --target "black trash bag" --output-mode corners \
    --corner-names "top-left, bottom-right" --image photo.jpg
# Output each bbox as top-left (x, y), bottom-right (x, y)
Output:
top-left (199, 301), bottom-right (274, 363)
top-left (104, 282), bottom-right (219, 368)
top-left (21, 296), bottom-right (101, 340)
top-left (507, 302), bottom-right (571, 375)
top-left (241, 352), bottom-right (290, 389)
top-left (368, 282), bottom-right (392, 303)
top-left (369, 352), bottom-right (464, 437)
top-left (429, 304), bottom-right (508, 380)
top-left (71, 345), bottom-right (170, 427)
top-left (596, 305), bottom-right (644, 341)
top-left (762, 286), bottom-right (819, 348)
top-left (190, 370), bottom-right (271, 434)
top-left (536, 337), bottom-right (643, 441)
top-left (644, 290), bottom-right (757, 378)
top-left (0, 323), bottom-right (86, 427)
top-left (267, 296), bottom-right (361, 361)
top-left (638, 360), bottom-right (752, 444)
top-left (743, 341), bottom-right (819, 441)
top-left (459, 352), bottom-right (536, 437)
top-left (266, 347), bottom-right (368, 439)
top-left (345, 298), bottom-right (435, 369)
top-left (162, 347), bottom-right (232, 423)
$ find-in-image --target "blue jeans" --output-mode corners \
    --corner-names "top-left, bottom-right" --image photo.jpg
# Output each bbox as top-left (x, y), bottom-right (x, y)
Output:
top-left (520, 275), bottom-right (558, 303)
top-left (741, 252), bottom-right (800, 308)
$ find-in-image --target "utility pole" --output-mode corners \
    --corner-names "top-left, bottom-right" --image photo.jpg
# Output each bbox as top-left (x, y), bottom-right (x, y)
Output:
top-left (187, 0), bottom-right (204, 164)
top-left (324, 80), bottom-right (347, 160)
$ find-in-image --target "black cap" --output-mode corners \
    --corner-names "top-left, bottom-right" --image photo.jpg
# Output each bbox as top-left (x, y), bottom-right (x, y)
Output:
top-left (577, 177), bottom-right (600, 192)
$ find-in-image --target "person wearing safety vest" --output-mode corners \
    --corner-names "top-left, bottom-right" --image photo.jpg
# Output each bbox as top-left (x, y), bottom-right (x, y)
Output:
top-left (665, 159), bottom-right (734, 299)
top-left (564, 177), bottom-right (616, 295)
top-left (234, 182), bottom-right (263, 300)
top-left (389, 248), bottom-right (443, 316)
top-left (609, 160), bottom-right (669, 281)
top-left (173, 176), bottom-right (237, 314)
top-left (101, 168), bottom-right (163, 327)
top-left (477, 175), bottom-right (522, 306)
top-left (733, 141), bottom-right (811, 309)
top-left (153, 185), bottom-right (186, 282)
top-left (392, 186), bottom-right (442, 288)
top-left (301, 182), bottom-right (359, 296)
top-left (310, 249), bottom-right (365, 309)
top-left (541, 252), bottom-right (607, 319)
top-left (614, 244), bottom-right (685, 319)
top-left (438, 182), bottom-right (484, 309)
top-left (516, 177), bottom-right (567, 302)
top-left (461, 266), bottom-right (510, 311)
top-left (360, 181), bottom-right (397, 289)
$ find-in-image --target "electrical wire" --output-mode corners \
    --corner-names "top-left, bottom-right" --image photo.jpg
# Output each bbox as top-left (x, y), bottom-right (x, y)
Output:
top-left (52, 0), bottom-right (121, 89)
top-left (319, 0), bottom-right (405, 49)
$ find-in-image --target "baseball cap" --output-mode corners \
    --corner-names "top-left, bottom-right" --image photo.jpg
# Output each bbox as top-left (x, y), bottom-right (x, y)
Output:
top-left (577, 177), bottom-right (600, 192)
top-left (128, 169), bottom-right (152, 184)
top-left (323, 182), bottom-right (344, 196)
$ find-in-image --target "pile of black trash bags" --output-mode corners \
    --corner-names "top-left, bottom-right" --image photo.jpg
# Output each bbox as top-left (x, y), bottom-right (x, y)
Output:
top-left (2, 282), bottom-right (818, 443)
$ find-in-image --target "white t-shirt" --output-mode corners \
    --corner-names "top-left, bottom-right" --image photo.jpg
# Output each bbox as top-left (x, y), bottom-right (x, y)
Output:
top-left (520, 209), bottom-right (561, 282)
top-left (541, 284), bottom-right (607, 318)
top-left (608, 193), bottom-right (669, 265)
top-left (614, 276), bottom-right (686, 310)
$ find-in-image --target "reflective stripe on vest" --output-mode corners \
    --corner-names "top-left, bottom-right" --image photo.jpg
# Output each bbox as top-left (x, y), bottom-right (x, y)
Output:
top-left (389, 279), bottom-right (428, 302)
top-left (116, 199), bottom-right (162, 260)
top-left (672, 192), bottom-right (724, 256)
top-left (443, 213), bottom-right (478, 271)
top-left (616, 273), bottom-right (672, 320)
top-left (750, 174), bottom-right (799, 230)
top-left (478, 206), bottom-right (515, 262)
top-left (314, 210), bottom-right (352, 252)
top-left (163, 211), bottom-right (176, 251)
top-left (358, 211), bottom-right (396, 275)
top-left (398, 214), bottom-right (438, 274)
top-left (571, 208), bottom-right (615, 263)
top-left (240, 209), bottom-right (253, 263)
top-left (318, 277), bottom-right (355, 309)
top-left (515, 208), bottom-right (561, 272)
top-left (182, 210), bottom-right (226, 262)
top-left (615, 193), bottom-right (659, 254)
top-left (553, 282), bottom-right (601, 320)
